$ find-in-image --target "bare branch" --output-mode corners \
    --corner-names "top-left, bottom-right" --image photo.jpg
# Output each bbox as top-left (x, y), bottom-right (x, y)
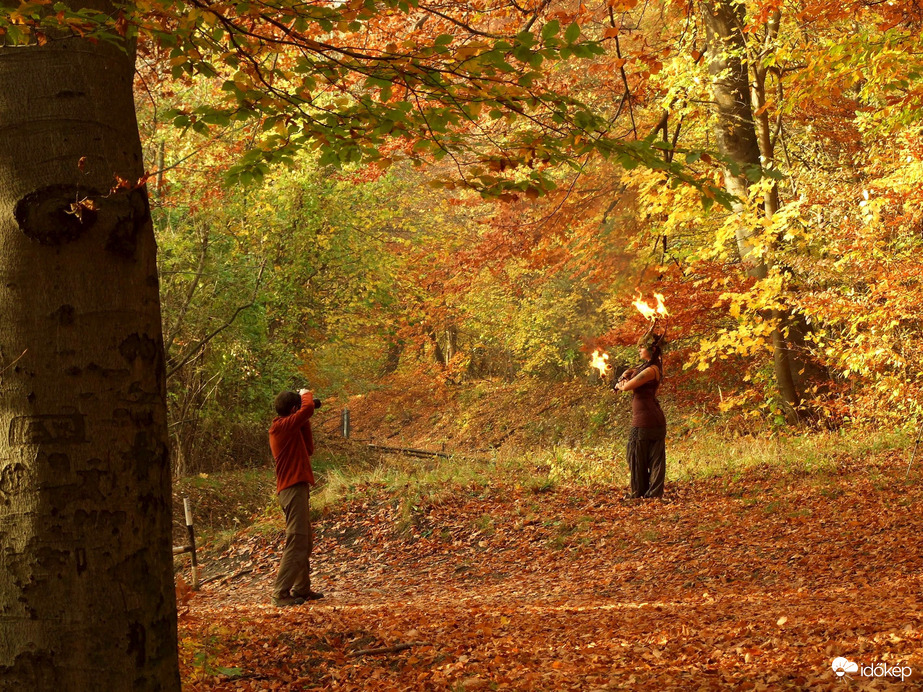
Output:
top-left (166, 259), bottom-right (267, 380)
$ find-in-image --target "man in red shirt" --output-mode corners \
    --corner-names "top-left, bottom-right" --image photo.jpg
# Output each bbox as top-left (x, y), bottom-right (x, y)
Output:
top-left (269, 388), bottom-right (323, 606)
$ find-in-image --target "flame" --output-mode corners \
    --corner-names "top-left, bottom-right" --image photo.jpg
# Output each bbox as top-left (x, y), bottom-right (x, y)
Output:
top-left (633, 293), bottom-right (670, 321)
top-left (653, 293), bottom-right (670, 317)
top-left (632, 294), bottom-right (657, 320)
top-left (589, 350), bottom-right (610, 377)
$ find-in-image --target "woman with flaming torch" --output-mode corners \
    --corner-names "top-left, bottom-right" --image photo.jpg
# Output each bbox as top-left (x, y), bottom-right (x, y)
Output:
top-left (614, 294), bottom-right (668, 499)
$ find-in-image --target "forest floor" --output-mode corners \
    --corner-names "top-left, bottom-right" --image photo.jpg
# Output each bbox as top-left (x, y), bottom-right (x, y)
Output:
top-left (176, 447), bottom-right (923, 691)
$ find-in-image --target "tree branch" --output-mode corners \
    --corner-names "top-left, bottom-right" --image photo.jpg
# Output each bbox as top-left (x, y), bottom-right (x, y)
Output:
top-left (164, 226), bottom-right (210, 357)
top-left (166, 259), bottom-right (267, 380)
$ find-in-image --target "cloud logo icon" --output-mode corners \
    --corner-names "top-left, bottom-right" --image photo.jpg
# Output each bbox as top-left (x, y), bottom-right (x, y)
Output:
top-left (832, 657), bottom-right (859, 677)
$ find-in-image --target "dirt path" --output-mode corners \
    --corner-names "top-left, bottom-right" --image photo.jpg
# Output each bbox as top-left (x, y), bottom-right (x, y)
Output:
top-left (179, 454), bottom-right (923, 690)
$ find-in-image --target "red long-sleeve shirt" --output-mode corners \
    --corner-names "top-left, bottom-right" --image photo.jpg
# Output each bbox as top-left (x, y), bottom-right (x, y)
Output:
top-left (269, 392), bottom-right (316, 493)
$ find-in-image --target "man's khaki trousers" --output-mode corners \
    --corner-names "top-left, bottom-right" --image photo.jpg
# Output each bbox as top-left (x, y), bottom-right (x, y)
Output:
top-left (273, 482), bottom-right (312, 598)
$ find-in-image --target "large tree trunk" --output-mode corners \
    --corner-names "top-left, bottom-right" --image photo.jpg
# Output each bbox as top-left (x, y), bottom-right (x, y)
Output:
top-left (700, 0), bottom-right (803, 421)
top-left (0, 30), bottom-right (180, 691)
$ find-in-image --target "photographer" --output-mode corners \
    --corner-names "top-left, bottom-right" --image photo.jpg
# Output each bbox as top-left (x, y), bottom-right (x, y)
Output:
top-left (268, 388), bottom-right (324, 607)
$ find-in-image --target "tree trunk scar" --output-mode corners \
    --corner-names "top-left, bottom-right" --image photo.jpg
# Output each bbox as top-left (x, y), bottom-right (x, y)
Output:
top-left (45, 452), bottom-right (71, 475)
top-left (118, 334), bottom-right (160, 363)
top-left (0, 461), bottom-right (28, 502)
top-left (128, 622), bottom-right (147, 668)
top-left (50, 304), bottom-right (75, 326)
top-left (15, 185), bottom-right (100, 245)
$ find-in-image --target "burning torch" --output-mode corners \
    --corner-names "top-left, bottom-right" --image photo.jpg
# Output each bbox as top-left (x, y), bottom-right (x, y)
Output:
top-left (588, 292), bottom-right (670, 384)
top-left (589, 349), bottom-right (611, 380)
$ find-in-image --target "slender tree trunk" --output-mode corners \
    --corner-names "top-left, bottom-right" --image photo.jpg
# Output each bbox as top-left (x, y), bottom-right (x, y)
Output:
top-left (700, 0), bottom-right (802, 421)
top-left (750, 9), bottom-right (782, 218)
top-left (429, 330), bottom-right (446, 365)
top-left (0, 30), bottom-right (180, 691)
top-left (379, 339), bottom-right (404, 377)
top-left (445, 324), bottom-right (458, 363)
top-left (750, 16), bottom-right (831, 403)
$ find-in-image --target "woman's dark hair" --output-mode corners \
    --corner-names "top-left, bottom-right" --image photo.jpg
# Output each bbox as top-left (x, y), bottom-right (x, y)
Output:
top-left (639, 331), bottom-right (665, 376)
top-left (274, 391), bottom-right (301, 416)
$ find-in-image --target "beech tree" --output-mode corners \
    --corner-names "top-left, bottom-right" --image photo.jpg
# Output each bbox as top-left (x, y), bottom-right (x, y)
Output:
top-left (698, 0), bottom-right (826, 422)
top-left (0, 11), bottom-right (180, 691)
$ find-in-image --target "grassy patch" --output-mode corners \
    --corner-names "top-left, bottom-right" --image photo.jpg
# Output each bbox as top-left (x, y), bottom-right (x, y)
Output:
top-left (173, 427), bottom-right (914, 556)
top-left (172, 467), bottom-right (275, 546)
top-left (472, 514), bottom-right (495, 535)
top-left (546, 444), bottom-right (624, 486)
top-left (669, 429), bottom-right (909, 482)
top-left (307, 444), bottom-right (548, 532)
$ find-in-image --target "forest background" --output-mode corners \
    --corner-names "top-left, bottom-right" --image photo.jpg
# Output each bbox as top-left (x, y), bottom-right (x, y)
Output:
top-left (3, 0), bottom-right (923, 688)
top-left (146, 0), bottom-right (923, 477)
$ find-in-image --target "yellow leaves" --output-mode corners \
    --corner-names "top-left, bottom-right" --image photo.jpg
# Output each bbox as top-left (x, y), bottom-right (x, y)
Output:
top-left (455, 41), bottom-right (488, 61)
top-left (689, 284), bottom-right (786, 375)
top-left (717, 397), bottom-right (736, 413)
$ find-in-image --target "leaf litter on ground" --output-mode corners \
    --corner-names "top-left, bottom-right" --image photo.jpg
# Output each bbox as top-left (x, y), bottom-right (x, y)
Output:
top-left (178, 450), bottom-right (923, 690)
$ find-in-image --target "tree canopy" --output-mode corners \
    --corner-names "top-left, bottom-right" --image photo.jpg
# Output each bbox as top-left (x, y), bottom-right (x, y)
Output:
top-left (123, 0), bottom-right (923, 440)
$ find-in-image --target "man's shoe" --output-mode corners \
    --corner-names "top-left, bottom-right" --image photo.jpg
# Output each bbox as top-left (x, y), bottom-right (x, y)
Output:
top-left (271, 594), bottom-right (305, 607)
top-left (291, 589), bottom-right (324, 601)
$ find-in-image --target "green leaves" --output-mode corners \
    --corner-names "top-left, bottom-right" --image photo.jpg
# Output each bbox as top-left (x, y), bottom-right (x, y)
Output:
top-left (541, 20), bottom-right (560, 41)
top-left (434, 34), bottom-right (453, 52)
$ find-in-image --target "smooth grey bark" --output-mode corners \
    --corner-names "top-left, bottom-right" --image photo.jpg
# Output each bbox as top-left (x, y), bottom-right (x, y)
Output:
top-left (0, 32), bottom-right (180, 691)
top-left (700, 0), bottom-right (802, 420)
top-left (700, 0), bottom-right (770, 271)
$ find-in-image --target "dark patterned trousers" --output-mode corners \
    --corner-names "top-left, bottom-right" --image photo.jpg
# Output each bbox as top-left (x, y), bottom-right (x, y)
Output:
top-left (627, 426), bottom-right (667, 498)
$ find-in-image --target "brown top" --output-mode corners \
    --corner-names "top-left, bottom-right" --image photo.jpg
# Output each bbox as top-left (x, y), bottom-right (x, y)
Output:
top-left (631, 365), bottom-right (666, 428)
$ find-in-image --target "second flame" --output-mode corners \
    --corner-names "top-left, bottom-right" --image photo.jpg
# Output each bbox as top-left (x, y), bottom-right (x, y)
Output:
top-left (590, 350), bottom-right (610, 377)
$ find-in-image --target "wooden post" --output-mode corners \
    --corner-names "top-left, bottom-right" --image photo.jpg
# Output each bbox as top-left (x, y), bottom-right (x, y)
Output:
top-left (342, 407), bottom-right (351, 439)
top-left (906, 418), bottom-right (923, 479)
top-left (183, 497), bottom-right (199, 590)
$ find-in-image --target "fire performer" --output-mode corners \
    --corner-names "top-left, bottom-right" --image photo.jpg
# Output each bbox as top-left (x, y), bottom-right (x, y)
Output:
top-left (615, 332), bottom-right (667, 498)
top-left (613, 293), bottom-right (669, 499)
top-left (268, 388), bottom-right (324, 606)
